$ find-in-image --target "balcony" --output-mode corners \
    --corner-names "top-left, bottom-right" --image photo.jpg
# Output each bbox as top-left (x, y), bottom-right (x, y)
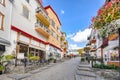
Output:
top-left (108, 33), bottom-right (118, 41)
top-left (90, 45), bottom-right (97, 52)
top-left (36, 7), bottom-right (50, 27)
top-left (90, 38), bottom-right (96, 44)
top-left (61, 37), bottom-right (65, 41)
top-left (35, 21), bottom-right (50, 37)
top-left (64, 40), bottom-right (68, 44)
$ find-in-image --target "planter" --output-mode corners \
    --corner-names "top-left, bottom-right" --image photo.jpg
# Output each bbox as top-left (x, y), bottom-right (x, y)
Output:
top-left (108, 33), bottom-right (118, 41)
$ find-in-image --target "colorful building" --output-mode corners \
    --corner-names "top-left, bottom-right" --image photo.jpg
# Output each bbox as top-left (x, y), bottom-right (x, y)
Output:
top-left (44, 5), bottom-right (62, 60)
top-left (0, 0), bottom-right (65, 63)
top-left (0, 0), bottom-right (12, 55)
top-left (88, 0), bottom-right (120, 66)
top-left (60, 32), bottom-right (68, 57)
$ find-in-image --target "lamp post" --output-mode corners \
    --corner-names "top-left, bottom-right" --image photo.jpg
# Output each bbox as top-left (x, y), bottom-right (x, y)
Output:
top-left (118, 28), bottom-right (120, 79)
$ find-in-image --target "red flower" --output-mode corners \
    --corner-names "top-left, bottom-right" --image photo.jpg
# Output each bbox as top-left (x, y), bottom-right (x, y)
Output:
top-left (105, 2), bottom-right (112, 9)
top-left (92, 17), bottom-right (95, 22)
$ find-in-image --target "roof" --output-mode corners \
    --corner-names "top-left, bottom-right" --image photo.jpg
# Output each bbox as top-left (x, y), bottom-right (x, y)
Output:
top-left (44, 5), bottom-right (62, 25)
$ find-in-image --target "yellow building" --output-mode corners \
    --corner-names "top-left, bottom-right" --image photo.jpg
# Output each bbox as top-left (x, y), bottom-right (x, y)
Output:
top-left (61, 32), bottom-right (68, 56)
top-left (44, 5), bottom-right (62, 59)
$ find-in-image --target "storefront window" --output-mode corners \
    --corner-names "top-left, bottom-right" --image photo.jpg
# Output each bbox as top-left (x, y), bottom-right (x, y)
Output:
top-left (109, 48), bottom-right (119, 61)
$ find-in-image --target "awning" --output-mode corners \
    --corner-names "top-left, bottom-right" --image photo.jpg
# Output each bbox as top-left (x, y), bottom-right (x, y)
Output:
top-left (0, 37), bottom-right (11, 46)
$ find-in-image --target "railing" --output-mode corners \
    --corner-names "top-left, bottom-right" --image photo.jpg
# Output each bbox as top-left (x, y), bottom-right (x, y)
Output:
top-left (36, 7), bottom-right (50, 21)
top-left (35, 21), bottom-right (50, 34)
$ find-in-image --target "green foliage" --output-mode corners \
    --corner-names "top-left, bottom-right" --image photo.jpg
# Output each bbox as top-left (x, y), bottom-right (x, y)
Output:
top-left (0, 65), bottom-right (4, 71)
top-left (28, 54), bottom-right (33, 58)
top-left (49, 58), bottom-right (54, 61)
top-left (81, 57), bottom-right (85, 62)
top-left (29, 56), bottom-right (40, 61)
top-left (93, 63), bottom-right (119, 70)
top-left (5, 55), bottom-right (14, 61)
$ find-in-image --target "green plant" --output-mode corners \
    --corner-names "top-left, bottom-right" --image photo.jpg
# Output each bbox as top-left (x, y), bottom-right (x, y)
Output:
top-left (5, 55), bottom-right (14, 61)
top-left (29, 56), bottom-right (40, 61)
top-left (49, 58), bottom-right (54, 61)
top-left (0, 65), bottom-right (4, 71)
top-left (93, 63), bottom-right (119, 70)
top-left (81, 57), bottom-right (85, 62)
top-left (28, 54), bottom-right (33, 58)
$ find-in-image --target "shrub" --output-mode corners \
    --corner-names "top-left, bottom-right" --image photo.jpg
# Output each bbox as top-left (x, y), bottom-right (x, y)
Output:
top-left (49, 58), bottom-right (54, 61)
top-left (5, 55), bottom-right (14, 61)
top-left (93, 63), bottom-right (100, 68)
top-left (93, 63), bottom-right (119, 70)
top-left (0, 65), bottom-right (4, 71)
top-left (81, 57), bottom-right (85, 62)
top-left (29, 56), bottom-right (40, 61)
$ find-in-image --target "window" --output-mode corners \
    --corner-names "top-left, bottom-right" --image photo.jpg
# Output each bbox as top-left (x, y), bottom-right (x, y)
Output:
top-left (25, 0), bottom-right (29, 3)
top-left (52, 20), bottom-right (55, 28)
top-left (0, 12), bottom-right (4, 30)
top-left (109, 48), bottom-right (119, 61)
top-left (0, 0), bottom-right (5, 6)
top-left (22, 6), bottom-right (29, 19)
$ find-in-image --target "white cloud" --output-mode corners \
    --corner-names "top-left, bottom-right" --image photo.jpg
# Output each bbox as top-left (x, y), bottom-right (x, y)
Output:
top-left (71, 28), bottom-right (92, 42)
top-left (61, 10), bottom-right (65, 14)
top-left (67, 33), bottom-right (75, 38)
top-left (69, 44), bottom-right (82, 49)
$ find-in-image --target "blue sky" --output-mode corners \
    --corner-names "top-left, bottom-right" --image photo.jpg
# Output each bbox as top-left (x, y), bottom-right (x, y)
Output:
top-left (43, 0), bottom-right (105, 49)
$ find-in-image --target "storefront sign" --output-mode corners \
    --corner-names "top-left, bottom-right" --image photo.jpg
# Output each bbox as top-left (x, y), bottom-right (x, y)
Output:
top-left (19, 35), bottom-right (30, 43)
top-left (40, 43), bottom-right (45, 49)
top-left (31, 39), bottom-right (39, 46)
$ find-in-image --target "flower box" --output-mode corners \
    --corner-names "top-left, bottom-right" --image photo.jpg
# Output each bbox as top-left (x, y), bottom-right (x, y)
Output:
top-left (108, 33), bottom-right (118, 41)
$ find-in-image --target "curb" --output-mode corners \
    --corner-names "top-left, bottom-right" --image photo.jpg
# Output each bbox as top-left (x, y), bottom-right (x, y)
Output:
top-left (7, 73), bottom-right (31, 80)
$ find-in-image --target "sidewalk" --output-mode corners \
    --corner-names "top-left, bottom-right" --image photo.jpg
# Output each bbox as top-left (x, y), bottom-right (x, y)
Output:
top-left (0, 58), bottom-right (70, 80)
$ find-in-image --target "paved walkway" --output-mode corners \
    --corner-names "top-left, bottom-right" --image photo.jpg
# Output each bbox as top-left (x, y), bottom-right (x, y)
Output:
top-left (0, 57), bottom-right (79, 80)
top-left (22, 57), bottom-right (80, 80)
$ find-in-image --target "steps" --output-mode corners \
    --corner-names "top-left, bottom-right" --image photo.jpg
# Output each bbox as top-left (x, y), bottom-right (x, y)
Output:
top-left (75, 64), bottom-right (99, 80)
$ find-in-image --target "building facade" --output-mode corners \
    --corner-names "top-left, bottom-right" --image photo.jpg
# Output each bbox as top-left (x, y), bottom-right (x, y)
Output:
top-left (60, 32), bottom-right (68, 57)
top-left (45, 5), bottom-right (62, 60)
top-left (0, 0), bottom-right (64, 62)
top-left (87, 0), bottom-right (120, 67)
top-left (0, 0), bottom-right (12, 55)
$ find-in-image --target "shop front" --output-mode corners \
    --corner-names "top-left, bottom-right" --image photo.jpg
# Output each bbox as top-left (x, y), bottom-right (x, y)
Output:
top-left (0, 37), bottom-right (10, 55)
top-left (104, 39), bottom-right (119, 66)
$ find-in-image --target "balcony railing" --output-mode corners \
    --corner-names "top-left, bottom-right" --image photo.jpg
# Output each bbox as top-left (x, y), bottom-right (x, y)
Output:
top-left (35, 21), bottom-right (50, 37)
top-left (36, 7), bottom-right (50, 27)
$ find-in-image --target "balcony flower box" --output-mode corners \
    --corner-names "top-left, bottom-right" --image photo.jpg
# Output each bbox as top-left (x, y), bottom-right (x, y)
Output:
top-left (108, 33), bottom-right (118, 41)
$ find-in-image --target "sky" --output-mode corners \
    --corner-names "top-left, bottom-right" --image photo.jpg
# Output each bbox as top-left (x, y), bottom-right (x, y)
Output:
top-left (43, 0), bottom-right (105, 49)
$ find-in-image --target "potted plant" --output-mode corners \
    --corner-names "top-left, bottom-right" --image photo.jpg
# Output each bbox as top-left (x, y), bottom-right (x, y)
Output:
top-left (5, 54), bottom-right (14, 61)
top-left (0, 64), bottom-right (4, 75)
top-left (0, 56), bottom-right (4, 75)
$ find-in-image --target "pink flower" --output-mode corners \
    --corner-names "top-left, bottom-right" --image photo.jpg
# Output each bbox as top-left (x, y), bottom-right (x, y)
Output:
top-left (92, 17), bottom-right (95, 22)
top-left (105, 2), bottom-right (112, 9)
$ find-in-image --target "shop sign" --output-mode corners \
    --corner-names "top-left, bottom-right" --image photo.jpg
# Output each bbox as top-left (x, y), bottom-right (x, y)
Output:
top-left (19, 35), bottom-right (30, 43)
top-left (31, 39), bottom-right (39, 46)
top-left (40, 43), bottom-right (45, 49)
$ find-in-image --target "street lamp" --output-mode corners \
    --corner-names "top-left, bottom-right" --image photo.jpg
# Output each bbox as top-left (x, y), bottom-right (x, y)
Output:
top-left (118, 28), bottom-right (120, 79)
